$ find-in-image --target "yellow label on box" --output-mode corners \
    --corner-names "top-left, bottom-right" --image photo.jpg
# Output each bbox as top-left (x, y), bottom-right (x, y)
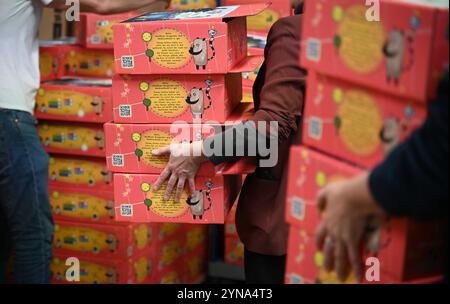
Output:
top-left (36, 89), bottom-right (102, 117)
top-left (39, 124), bottom-right (104, 151)
top-left (53, 225), bottom-right (116, 254)
top-left (49, 158), bottom-right (109, 186)
top-left (140, 79), bottom-right (189, 117)
top-left (247, 8), bottom-right (280, 32)
top-left (50, 191), bottom-right (113, 220)
top-left (145, 29), bottom-right (191, 69)
top-left (134, 130), bottom-right (173, 168)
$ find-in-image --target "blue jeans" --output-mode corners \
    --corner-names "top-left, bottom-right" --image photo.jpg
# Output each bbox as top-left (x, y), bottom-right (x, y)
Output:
top-left (0, 109), bottom-right (53, 284)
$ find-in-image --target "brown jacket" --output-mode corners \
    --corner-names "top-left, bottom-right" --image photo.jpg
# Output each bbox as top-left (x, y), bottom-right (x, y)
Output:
top-left (236, 15), bottom-right (306, 256)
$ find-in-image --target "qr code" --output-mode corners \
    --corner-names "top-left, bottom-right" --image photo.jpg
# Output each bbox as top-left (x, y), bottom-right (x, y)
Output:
top-left (91, 35), bottom-right (101, 44)
top-left (308, 117), bottom-right (323, 140)
top-left (121, 56), bottom-right (134, 69)
top-left (306, 38), bottom-right (321, 62)
top-left (120, 204), bottom-right (133, 217)
top-left (119, 105), bottom-right (132, 118)
top-left (290, 274), bottom-right (304, 285)
top-left (112, 154), bottom-right (124, 167)
top-left (291, 197), bottom-right (305, 220)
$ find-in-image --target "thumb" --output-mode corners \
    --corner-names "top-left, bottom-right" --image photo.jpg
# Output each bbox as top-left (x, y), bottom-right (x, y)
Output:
top-left (152, 145), bottom-right (171, 156)
top-left (317, 187), bottom-right (328, 213)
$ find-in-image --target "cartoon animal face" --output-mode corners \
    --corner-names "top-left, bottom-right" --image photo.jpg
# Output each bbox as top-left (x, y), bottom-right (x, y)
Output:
top-left (384, 29), bottom-right (405, 83)
top-left (190, 38), bottom-right (208, 68)
top-left (186, 88), bottom-right (205, 117)
top-left (91, 96), bottom-right (103, 115)
top-left (380, 117), bottom-right (401, 156)
top-left (187, 191), bottom-right (204, 219)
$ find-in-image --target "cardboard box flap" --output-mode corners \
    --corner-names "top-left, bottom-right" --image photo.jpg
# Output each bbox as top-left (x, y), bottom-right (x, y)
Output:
top-left (216, 158), bottom-right (257, 175)
top-left (230, 55), bottom-right (264, 73)
top-left (121, 4), bottom-right (270, 24)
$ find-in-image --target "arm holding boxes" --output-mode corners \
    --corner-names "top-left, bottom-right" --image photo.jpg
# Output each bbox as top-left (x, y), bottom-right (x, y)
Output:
top-left (48, 0), bottom-right (170, 15)
top-left (316, 71), bottom-right (449, 282)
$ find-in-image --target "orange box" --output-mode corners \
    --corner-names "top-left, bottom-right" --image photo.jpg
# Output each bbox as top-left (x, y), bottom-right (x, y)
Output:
top-left (104, 121), bottom-right (256, 176)
top-left (223, 0), bottom-right (292, 35)
top-left (169, 0), bottom-right (217, 10)
top-left (285, 146), bottom-right (446, 282)
top-left (112, 73), bottom-right (243, 123)
top-left (53, 221), bottom-right (153, 260)
top-left (300, 0), bottom-right (449, 102)
top-left (75, 12), bottom-right (138, 49)
top-left (302, 72), bottom-right (426, 169)
top-left (39, 44), bottom-right (65, 82)
top-left (285, 224), bottom-right (446, 284)
top-left (38, 122), bottom-right (106, 158)
top-left (224, 235), bottom-right (244, 266)
top-left (35, 79), bottom-right (113, 123)
top-left (49, 185), bottom-right (115, 224)
top-left (48, 156), bottom-right (113, 190)
top-left (114, 173), bottom-right (242, 224)
top-left (112, 4), bottom-right (267, 75)
top-left (50, 254), bottom-right (153, 284)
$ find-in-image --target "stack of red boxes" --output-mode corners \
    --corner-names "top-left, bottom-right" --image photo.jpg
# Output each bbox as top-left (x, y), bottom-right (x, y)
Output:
top-left (285, 0), bottom-right (449, 284)
top-left (223, 0), bottom-right (293, 103)
top-left (104, 5), bottom-right (266, 226)
top-left (169, 0), bottom-right (217, 10)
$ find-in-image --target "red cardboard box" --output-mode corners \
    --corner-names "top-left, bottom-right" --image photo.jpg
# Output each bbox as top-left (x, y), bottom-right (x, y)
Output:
top-left (114, 173), bottom-right (242, 224)
top-left (183, 245), bottom-right (208, 284)
top-left (39, 44), bottom-right (66, 82)
top-left (48, 156), bottom-right (112, 190)
top-left (76, 13), bottom-right (139, 49)
top-left (112, 73), bottom-right (243, 123)
top-left (224, 0), bottom-right (292, 35)
top-left (302, 72), bottom-right (426, 169)
top-left (285, 224), bottom-right (446, 284)
top-left (185, 225), bottom-right (209, 254)
top-left (38, 122), bottom-right (106, 158)
top-left (224, 235), bottom-right (244, 266)
top-left (50, 254), bottom-right (153, 284)
top-left (285, 146), bottom-right (446, 282)
top-left (104, 120), bottom-right (256, 176)
top-left (112, 4), bottom-right (268, 75)
top-left (49, 185), bottom-right (115, 224)
top-left (225, 204), bottom-right (238, 237)
top-left (300, 0), bottom-right (449, 102)
top-left (53, 221), bottom-right (153, 260)
top-left (35, 78), bottom-right (113, 123)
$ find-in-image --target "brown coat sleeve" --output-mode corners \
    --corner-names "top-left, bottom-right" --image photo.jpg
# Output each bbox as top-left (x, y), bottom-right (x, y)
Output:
top-left (250, 15), bottom-right (307, 142)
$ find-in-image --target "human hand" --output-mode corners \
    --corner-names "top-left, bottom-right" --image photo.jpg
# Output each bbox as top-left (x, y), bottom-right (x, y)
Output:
top-left (315, 173), bottom-right (386, 282)
top-left (152, 141), bottom-right (207, 202)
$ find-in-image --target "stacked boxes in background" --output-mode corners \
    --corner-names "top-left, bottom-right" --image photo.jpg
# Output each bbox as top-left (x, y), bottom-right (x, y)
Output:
top-left (169, 0), bottom-right (217, 10)
top-left (224, 204), bottom-right (244, 266)
top-left (223, 0), bottom-right (292, 103)
top-left (284, 0), bottom-right (449, 284)
top-left (106, 5), bottom-right (266, 226)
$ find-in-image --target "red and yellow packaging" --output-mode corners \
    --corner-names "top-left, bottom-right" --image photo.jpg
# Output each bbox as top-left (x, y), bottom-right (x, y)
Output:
top-left (300, 0), bottom-right (449, 102)
top-left (183, 245), bottom-right (209, 284)
top-left (75, 12), bottom-right (138, 49)
top-left (225, 204), bottom-right (238, 237)
top-left (50, 254), bottom-right (153, 284)
top-left (112, 73), bottom-right (243, 123)
top-left (49, 185), bottom-right (115, 224)
top-left (38, 122), bottom-right (106, 158)
top-left (63, 46), bottom-right (115, 78)
top-left (48, 156), bottom-right (112, 190)
top-left (241, 86), bottom-right (254, 103)
top-left (302, 72), bottom-right (426, 169)
top-left (112, 4), bottom-right (268, 75)
top-left (285, 146), bottom-right (446, 282)
top-left (39, 44), bottom-right (66, 82)
top-left (35, 79), bottom-right (113, 123)
top-left (53, 221), bottom-right (153, 260)
top-left (285, 224), bottom-right (446, 284)
top-left (242, 59), bottom-right (262, 88)
top-left (223, 0), bottom-right (292, 35)
top-left (224, 235), bottom-right (244, 266)
top-left (113, 173), bottom-right (242, 224)
top-left (169, 0), bottom-right (216, 10)
top-left (185, 225), bottom-right (209, 254)
top-left (104, 121), bottom-right (255, 176)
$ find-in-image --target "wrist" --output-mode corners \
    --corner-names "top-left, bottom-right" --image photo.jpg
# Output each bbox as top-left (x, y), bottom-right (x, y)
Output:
top-left (191, 141), bottom-right (208, 163)
top-left (348, 173), bottom-right (386, 217)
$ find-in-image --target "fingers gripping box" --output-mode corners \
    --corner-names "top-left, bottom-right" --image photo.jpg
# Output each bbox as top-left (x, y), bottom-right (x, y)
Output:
top-left (53, 221), bottom-right (153, 260)
top-left (114, 174), bottom-right (242, 224)
top-left (300, 0), bottom-right (449, 102)
top-left (76, 13), bottom-right (139, 49)
top-left (35, 79), bottom-right (113, 123)
top-left (48, 156), bottom-right (113, 190)
top-left (38, 122), bottom-right (106, 158)
top-left (112, 73), bottom-right (243, 123)
top-left (50, 254), bottom-right (153, 284)
top-left (285, 224), bottom-right (446, 284)
top-left (49, 185), bottom-right (115, 224)
top-left (112, 4), bottom-right (268, 75)
top-left (303, 73), bottom-right (426, 169)
top-left (223, 0), bottom-right (292, 34)
top-left (286, 146), bottom-right (446, 282)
